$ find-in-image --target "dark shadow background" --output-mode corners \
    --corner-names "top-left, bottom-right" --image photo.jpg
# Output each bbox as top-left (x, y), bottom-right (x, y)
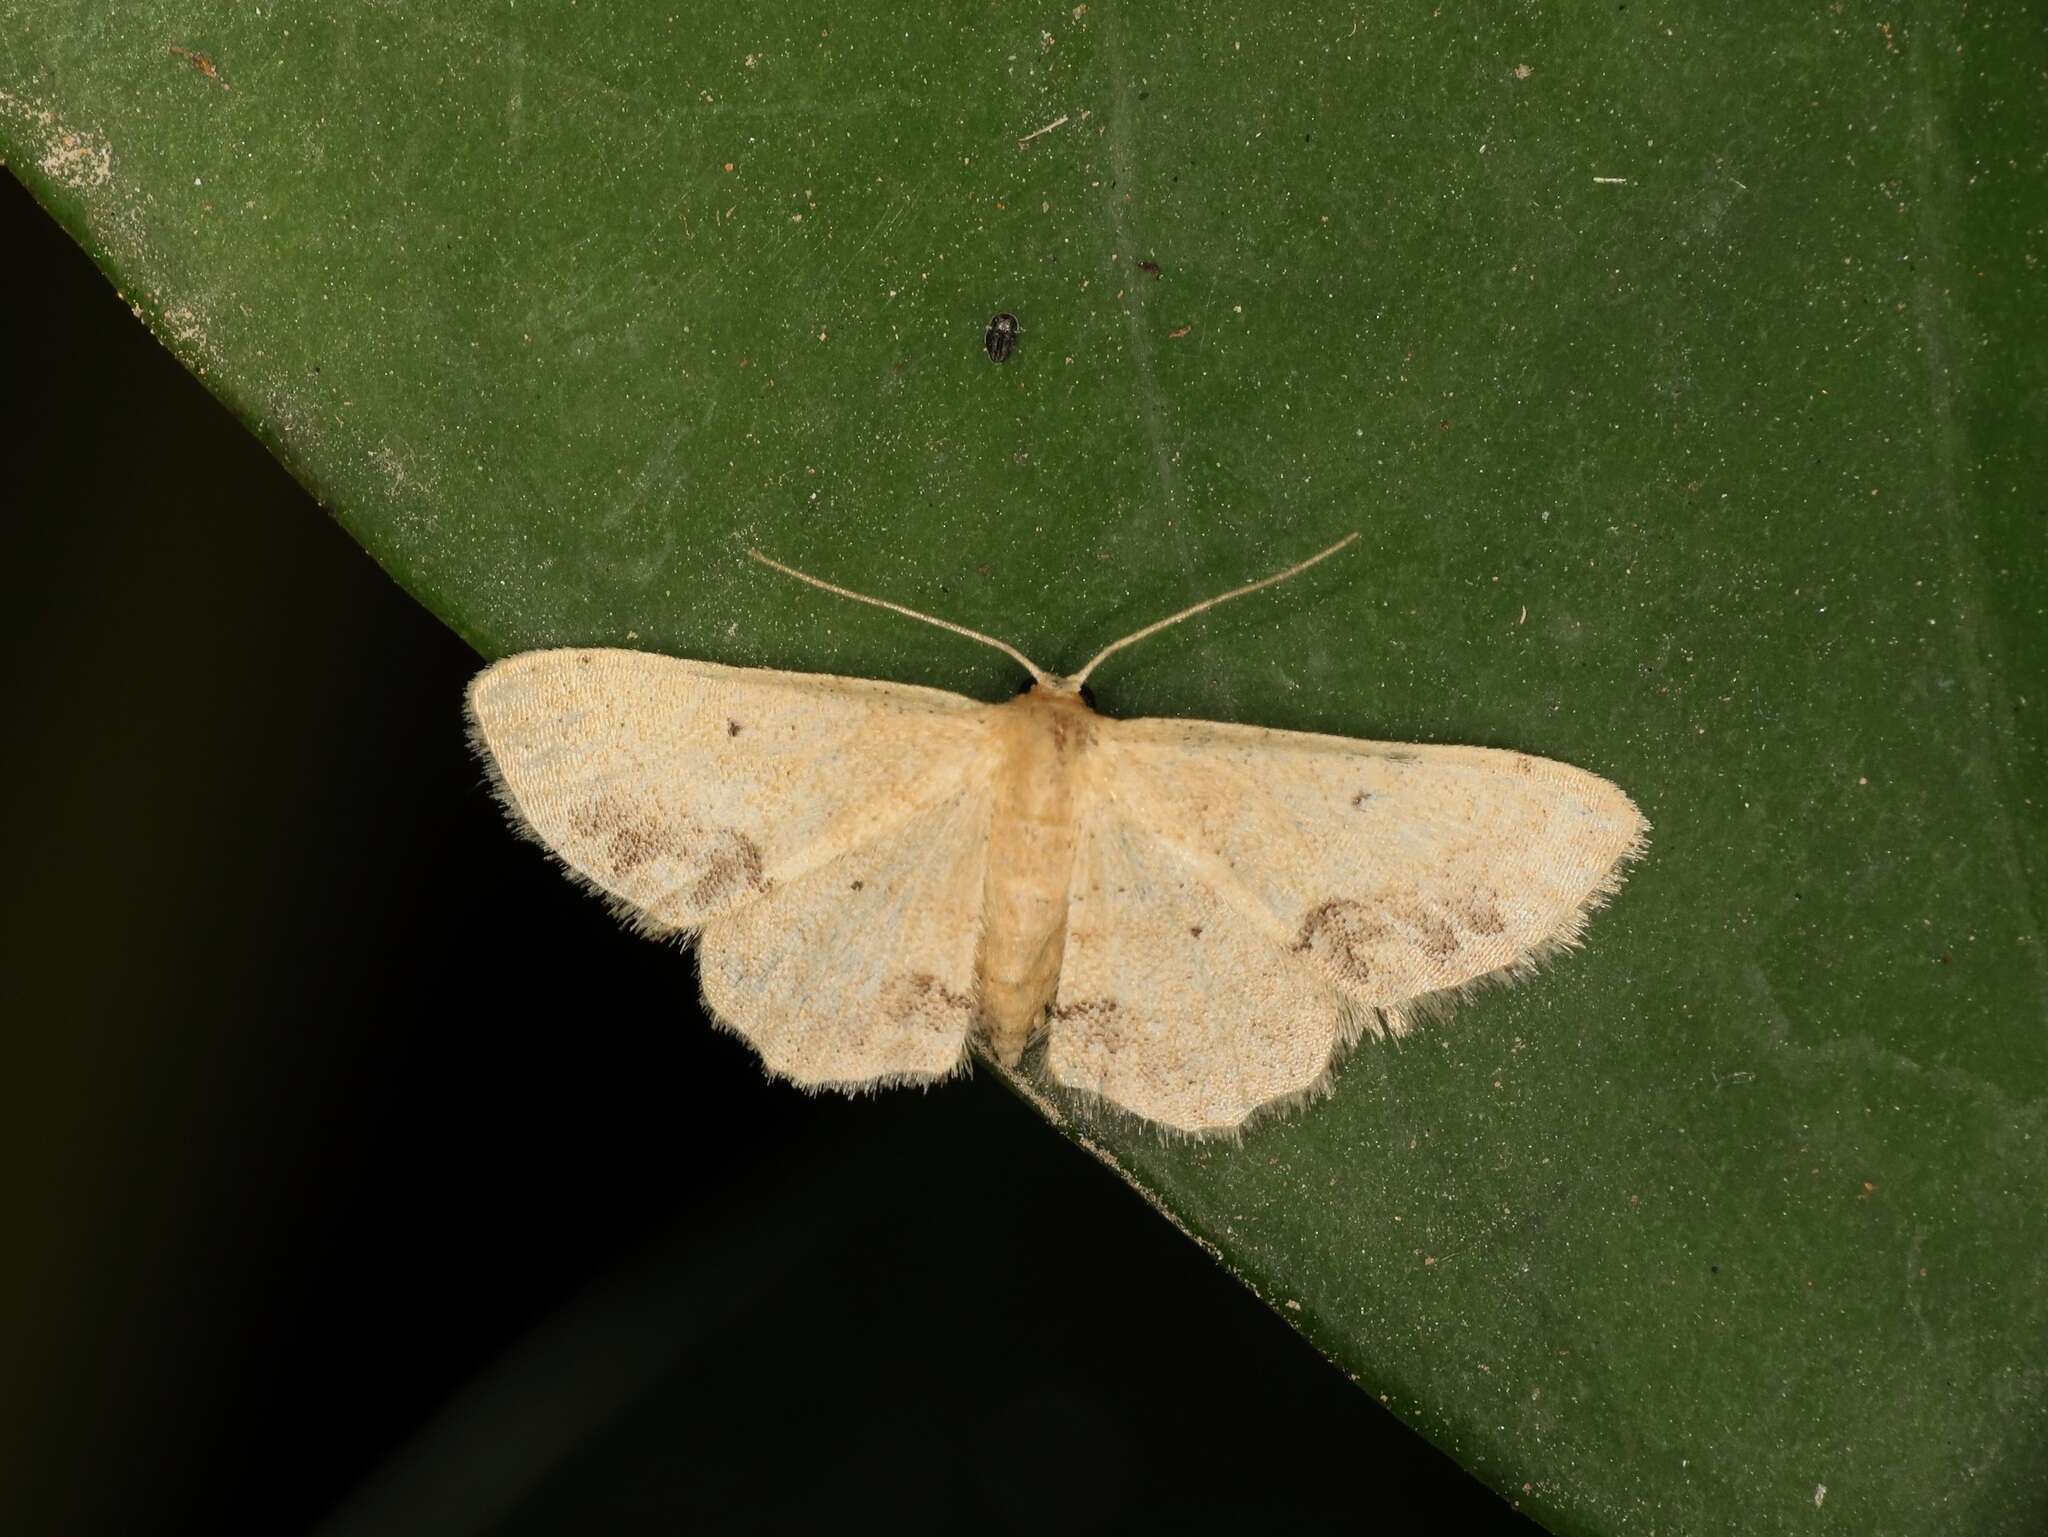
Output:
top-left (0, 172), bottom-right (1536, 1536)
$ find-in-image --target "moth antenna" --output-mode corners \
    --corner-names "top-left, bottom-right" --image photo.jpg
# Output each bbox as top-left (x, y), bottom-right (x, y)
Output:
top-left (748, 549), bottom-right (1054, 686)
top-left (1071, 531), bottom-right (1360, 686)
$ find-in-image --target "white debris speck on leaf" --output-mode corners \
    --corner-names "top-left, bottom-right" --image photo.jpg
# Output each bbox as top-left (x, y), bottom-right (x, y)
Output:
top-left (0, 90), bottom-right (115, 189)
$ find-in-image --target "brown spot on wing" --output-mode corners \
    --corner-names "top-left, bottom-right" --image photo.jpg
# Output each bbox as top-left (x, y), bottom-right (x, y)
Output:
top-left (727, 718), bottom-right (743, 737)
top-left (1297, 884), bottom-right (1499, 986)
top-left (689, 829), bottom-right (767, 907)
top-left (1462, 892), bottom-right (1507, 935)
top-left (1049, 997), bottom-right (1127, 1053)
top-left (568, 795), bottom-right (770, 905)
top-left (1050, 997), bottom-right (1122, 1023)
top-left (568, 796), bottom-right (675, 876)
top-left (881, 973), bottom-right (974, 1041)
top-left (1293, 899), bottom-right (1389, 985)
top-left (1415, 912), bottom-right (1461, 961)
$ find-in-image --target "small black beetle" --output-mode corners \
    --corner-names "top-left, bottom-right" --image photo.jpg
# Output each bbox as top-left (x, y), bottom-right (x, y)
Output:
top-left (984, 312), bottom-right (1021, 363)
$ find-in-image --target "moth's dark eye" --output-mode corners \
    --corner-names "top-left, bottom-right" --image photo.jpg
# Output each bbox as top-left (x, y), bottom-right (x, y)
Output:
top-left (1013, 674), bottom-right (1036, 696)
top-left (1078, 682), bottom-right (1098, 710)
top-left (984, 312), bottom-right (1021, 364)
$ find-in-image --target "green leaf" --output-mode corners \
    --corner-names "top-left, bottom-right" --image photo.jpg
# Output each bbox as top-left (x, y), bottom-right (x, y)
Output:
top-left (7, 5), bottom-right (2043, 1530)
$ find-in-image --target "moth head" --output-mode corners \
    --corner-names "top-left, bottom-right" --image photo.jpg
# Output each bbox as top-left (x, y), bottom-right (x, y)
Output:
top-left (1017, 673), bottom-right (1096, 709)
